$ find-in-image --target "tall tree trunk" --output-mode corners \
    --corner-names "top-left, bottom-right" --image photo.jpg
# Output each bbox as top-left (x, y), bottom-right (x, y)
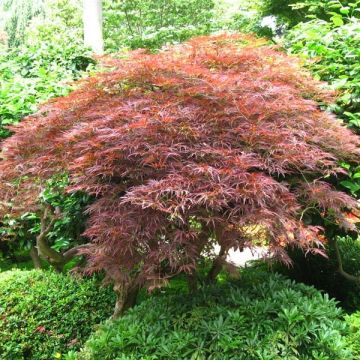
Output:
top-left (83, 0), bottom-right (104, 55)
top-left (29, 245), bottom-right (42, 269)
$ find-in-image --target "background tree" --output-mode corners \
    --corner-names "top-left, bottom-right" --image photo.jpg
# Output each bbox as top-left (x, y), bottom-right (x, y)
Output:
top-left (83, 0), bottom-right (104, 54)
top-left (0, 0), bottom-right (43, 47)
top-left (103, 0), bottom-right (215, 50)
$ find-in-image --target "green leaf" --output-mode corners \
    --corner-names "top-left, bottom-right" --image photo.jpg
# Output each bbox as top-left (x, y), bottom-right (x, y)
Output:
top-left (331, 15), bottom-right (344, 26)
top-left (340, 180), bottom-right (360, 193)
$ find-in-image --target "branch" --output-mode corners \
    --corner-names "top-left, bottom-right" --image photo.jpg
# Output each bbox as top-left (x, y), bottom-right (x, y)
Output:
top-left (330, 237), bottom-right (360, 283)
top-left (40, 205), bottom-right (60, 236)
top-left (62, 244), bottom-right (91, 262)
top-left (37, 234), bottom-right (64, 264)
top-left (36, 205), bottom-right (64, 265)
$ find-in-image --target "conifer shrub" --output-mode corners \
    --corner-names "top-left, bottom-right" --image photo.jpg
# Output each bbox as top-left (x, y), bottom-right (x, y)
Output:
top-left (71, 269), bottom-right (351, 360)
top-left (0, 269), bottom-right (115, 359)
top-left (0, 34), bottom-right (359, 312)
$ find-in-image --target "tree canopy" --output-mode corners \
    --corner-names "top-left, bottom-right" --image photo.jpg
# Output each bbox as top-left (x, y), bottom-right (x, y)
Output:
top-left (0, 34), bottom-right (359, 312)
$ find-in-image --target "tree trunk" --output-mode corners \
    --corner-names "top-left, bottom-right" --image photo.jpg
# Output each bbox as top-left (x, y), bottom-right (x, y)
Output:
top-left (35, 206), bottom-right (90, 272)
top-left (37, 232), bottom-right (65, 266)
top-left (207, 245), bottom-right (228, 282)
top-left (83, 0), bottom-right (104, 55)
top-left (187, 271), bottom-right (198, 293)
top-left (112, 282), bottom-right (140, 319)
top-left (29, 246), bottom-right (42, 269)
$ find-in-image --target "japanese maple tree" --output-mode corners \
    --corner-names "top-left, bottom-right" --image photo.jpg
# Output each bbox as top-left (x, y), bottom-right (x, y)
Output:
top-left (0, 34), bottom-right (359, 315)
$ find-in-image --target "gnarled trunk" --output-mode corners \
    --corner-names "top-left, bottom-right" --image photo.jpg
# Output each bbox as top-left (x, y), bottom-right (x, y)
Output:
top-left (112, 281), bottom-right (141, 319)
top-left (35, 205), bottom-right (89, 272)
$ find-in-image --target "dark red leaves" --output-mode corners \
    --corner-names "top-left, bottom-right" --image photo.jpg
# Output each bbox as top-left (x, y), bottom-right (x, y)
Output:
top-left (0, 34), bottom-right (359, 286)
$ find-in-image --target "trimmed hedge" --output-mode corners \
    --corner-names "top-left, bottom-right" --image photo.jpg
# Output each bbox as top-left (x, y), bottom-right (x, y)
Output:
top-left (0, 269), bottom-right (115, 359)
top-left (73, 269), bottom-right (351, 360)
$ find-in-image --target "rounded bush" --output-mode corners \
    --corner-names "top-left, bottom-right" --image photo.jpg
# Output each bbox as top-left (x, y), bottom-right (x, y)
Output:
top-left (0, 269), bottom-right (115, 359)
top-left (75, 270), bottom-right (351, 360)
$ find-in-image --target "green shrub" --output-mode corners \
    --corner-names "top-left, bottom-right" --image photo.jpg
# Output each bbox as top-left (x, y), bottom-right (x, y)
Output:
top-left (0, 0), bottom-right (44, 47)
top-left (0, 0), bottom-right (94, 139)
top-left (285, 18), bottom-right (360, 132)
top-left (221, 0), bottom-right (274, 36)
top-left (73, 269), bottom-right (351, 360)
top-left (260, 0), bottom-right (360, 28)
top-left (0, 40), bottom-right (94, 138)
top-left (283, 6), bottom-right (360, 200)
top-left (2, 0), bottom-right (217, 52)
top-left (0, 269), bottom-right (115, 359)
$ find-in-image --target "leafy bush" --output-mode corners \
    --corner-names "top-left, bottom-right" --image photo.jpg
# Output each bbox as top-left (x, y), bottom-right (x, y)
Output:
top-left (0, 40), bottom-right (94, 138)
top-left (283, 4), bottom-right (360, 198)
top-left (261, 0), bottom-right (360, 27)
top-left (73, 269), bottom-right (351, 360)
top-left (0, 0), bottom-right (94, 138)
top-left (285, 17), bottom-right (360, 132)
top-left (221, 0), bottom-right (274, 36)
top-left (0, 0), bottom-right (83, 48)
top-left (0, 269), bottom-right (115, 359)
top-left (2, 0), bottom-right (218, 52)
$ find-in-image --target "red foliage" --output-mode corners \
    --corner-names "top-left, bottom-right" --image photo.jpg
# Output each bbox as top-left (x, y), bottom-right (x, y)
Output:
top-left (0, 34), bottom-right (359, 287)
